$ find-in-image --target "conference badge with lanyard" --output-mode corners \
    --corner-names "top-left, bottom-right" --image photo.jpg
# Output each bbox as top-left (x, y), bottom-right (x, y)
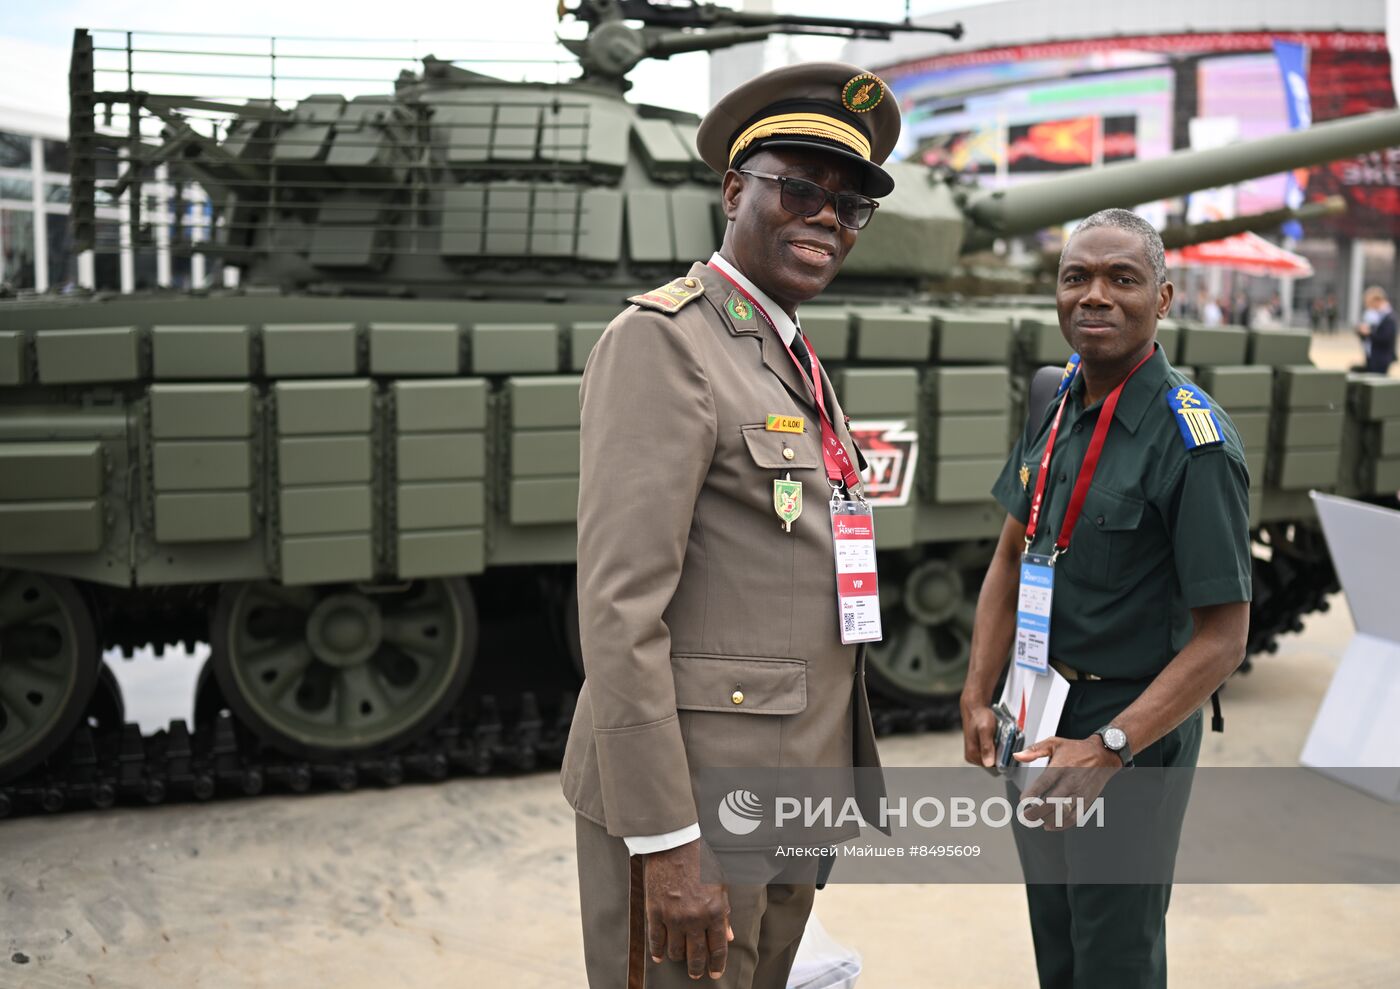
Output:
top-left (709, 262), bottom-right (881, 645)
top-left (1017, 348), bottom-right (1154, 674)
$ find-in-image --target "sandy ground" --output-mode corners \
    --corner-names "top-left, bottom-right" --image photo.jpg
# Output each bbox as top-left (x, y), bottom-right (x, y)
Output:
top-left (2, 597), bottom-right (1397, 989)
top-left (2, 330), bottom-right (1395, 988)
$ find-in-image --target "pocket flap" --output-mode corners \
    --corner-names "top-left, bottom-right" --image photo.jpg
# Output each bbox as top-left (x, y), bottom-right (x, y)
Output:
top-left (1086, 487), bottom-right (1145, 532)
top-left (671, 653), bottom-right (807, 715)
top-left (740, 424), bottom-right (819, 470)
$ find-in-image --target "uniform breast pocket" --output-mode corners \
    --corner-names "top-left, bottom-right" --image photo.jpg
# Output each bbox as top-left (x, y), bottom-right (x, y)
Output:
top-left (672, 653), bottom-right (807, 768)
top-left (1062, 487), bottom-right (1159, 589)
top-left (739, 423), bottom-right (820, 471)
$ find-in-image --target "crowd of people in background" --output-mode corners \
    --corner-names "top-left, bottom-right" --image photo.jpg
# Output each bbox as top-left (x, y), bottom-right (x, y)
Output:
top-left (1176, 286), bottom-right (1284, 328)
top-left (1172, 282), bottom-right (1394, 374)
top-left (1309, 290), bottom-right (1341, 332)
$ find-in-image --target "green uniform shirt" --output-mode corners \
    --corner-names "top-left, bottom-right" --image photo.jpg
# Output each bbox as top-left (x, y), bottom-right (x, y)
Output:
top-left (991, 344), bottom-right (1252, 679)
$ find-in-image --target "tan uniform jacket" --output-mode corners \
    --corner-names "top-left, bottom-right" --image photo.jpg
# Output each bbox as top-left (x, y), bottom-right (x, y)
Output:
top-left (560, 260), bottom-right (882, 838)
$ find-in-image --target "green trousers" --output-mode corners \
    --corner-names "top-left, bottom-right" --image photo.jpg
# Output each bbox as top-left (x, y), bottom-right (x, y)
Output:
top-left (1012, 679), bottom-right (1203, 989)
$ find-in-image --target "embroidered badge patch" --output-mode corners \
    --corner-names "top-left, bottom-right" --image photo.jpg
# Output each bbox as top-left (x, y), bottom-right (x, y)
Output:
top-left (1166, 385), bottom-right (1224, 449)
top-left (726, 295), bottom-right (753, 322)
top-left (841, 73), bottom-right (886, 113)
top-left (1019, 463), bottom-right (1031, 489)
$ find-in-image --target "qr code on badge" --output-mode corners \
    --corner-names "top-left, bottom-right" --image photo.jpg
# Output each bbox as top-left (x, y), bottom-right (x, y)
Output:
top-left (842, 611), bottom-right (856, 634)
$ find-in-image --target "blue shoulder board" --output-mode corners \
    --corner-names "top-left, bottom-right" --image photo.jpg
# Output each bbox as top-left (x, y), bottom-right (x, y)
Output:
top-left (1055, 353), bottom-right (1081, 397)
top-left (1166, 384), bottom-right (1224, 449)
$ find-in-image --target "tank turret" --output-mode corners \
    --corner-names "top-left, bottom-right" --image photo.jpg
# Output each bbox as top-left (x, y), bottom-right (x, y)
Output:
top-left (67, 10), bottom-right (1400, 295)
top-left (67, 5), bottom-right (963, 300)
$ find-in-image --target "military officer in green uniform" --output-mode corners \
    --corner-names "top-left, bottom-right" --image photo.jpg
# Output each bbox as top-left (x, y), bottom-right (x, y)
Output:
top-left (959, 208), bottom-right (1252, 989)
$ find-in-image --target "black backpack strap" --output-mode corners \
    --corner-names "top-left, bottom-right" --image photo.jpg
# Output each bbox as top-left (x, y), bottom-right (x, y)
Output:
top-left (1210, 690), bottom-right (1224, 733)
top-left (1026, 364), bottom-right (1067, 432)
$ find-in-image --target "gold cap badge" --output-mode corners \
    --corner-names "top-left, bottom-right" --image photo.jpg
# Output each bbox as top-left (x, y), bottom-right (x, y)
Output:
top-left (841, 73), bottom-right (886, 113)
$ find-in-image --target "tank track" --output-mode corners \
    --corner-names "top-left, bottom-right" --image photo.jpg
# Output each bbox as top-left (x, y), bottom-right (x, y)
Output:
top-left (0, 686), bottom-right (572, 819)
top-left (0, 684), bottom-right (962, 820)
top-left (1241, 526), bottom-right (1341, 671)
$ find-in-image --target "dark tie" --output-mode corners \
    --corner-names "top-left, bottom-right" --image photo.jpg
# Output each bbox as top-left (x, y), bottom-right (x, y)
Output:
top-left (789, 332), bottom-right (814, 381)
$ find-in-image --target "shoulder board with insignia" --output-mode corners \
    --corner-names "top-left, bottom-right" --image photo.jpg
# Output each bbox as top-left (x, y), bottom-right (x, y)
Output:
top-left (1166, 384), bottom-right (1224, 450)
top-left (628, 276), bottom-right (704, 315)
top-left (1055, 353), bottom-right (1081, 397)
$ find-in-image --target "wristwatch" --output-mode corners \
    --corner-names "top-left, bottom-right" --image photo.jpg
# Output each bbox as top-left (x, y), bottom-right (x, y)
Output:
top-left (1093, 724), bottom-right (1133, 767)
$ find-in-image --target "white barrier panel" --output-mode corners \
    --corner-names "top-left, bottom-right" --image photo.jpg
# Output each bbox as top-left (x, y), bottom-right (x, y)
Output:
top-left (1301, 493), bottom-right (1400, 801)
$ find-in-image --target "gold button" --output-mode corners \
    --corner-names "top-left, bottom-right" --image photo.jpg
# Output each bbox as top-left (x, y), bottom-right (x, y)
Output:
top-left (782, 448), bottom-right (795, 461)
top-left (731, 689), bottom-right (745, 705)
top-left (683, 278), bottom-right (698, 288)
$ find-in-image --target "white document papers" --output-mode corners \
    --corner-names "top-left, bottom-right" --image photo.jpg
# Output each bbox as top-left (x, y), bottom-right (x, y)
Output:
top-left (998, 661), bottom-right (1070, 787)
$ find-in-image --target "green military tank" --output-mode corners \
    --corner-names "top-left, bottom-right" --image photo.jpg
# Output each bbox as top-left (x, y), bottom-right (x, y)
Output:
top-left (2, 1), bottom-right (1398, 814)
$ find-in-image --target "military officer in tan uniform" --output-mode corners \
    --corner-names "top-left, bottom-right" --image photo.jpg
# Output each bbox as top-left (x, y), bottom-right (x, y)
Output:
top-left (560, 63), bottom-right (901, 987)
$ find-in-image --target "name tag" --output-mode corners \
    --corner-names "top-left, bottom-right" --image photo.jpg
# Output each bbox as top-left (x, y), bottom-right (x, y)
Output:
top-left (766, 414), bottom-right (805, 434)
top-left (1015, 553), bottom-right (1054, 674)
top-left (831, 499), bottom-right (881, 644)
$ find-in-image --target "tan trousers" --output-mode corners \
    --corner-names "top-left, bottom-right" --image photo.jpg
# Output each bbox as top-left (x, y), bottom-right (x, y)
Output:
top-left (574, 814), bottom-right (816, 989)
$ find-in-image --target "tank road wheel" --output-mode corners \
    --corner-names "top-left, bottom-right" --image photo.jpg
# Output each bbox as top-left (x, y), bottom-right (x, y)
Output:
top-left (0, 572), bottom-right (101, 782)
top-left (210, 578), bottom-right (478, 758)
top-left (865, 543), bottom-right (995, 706)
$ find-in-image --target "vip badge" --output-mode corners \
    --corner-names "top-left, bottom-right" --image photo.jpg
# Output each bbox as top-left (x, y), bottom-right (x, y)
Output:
top-left (773, 476), bottom-right (803, 532)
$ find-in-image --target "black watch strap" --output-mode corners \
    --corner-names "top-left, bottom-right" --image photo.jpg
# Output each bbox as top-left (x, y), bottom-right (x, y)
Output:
top-left (1094, 725), bottom-right (1133, 767)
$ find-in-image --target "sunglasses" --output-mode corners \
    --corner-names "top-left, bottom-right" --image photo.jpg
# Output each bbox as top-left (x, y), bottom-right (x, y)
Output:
top-left (738, 169), bottom-right (880, 231)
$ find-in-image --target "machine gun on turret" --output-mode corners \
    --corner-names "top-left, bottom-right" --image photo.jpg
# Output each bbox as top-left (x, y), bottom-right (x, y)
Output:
top-left (558, 0), bottom-right (962, 84)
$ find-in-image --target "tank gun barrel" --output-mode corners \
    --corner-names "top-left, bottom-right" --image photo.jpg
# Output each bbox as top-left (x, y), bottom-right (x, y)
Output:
top-left (964, 110), bottom-right (1400, 245)
top-left (1021, 197), bottom-right (1350, 276)
top-left (1158, 197), bottom-right (1346, 250)
top-left (640, 22), bottom-right (951, 60)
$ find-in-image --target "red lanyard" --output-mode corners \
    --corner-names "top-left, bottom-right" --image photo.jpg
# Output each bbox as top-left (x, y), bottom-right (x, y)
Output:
top-left (1025, 347), bottom-right (1155, 557)
top-left (707, 263), bottom-right (862, 490)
